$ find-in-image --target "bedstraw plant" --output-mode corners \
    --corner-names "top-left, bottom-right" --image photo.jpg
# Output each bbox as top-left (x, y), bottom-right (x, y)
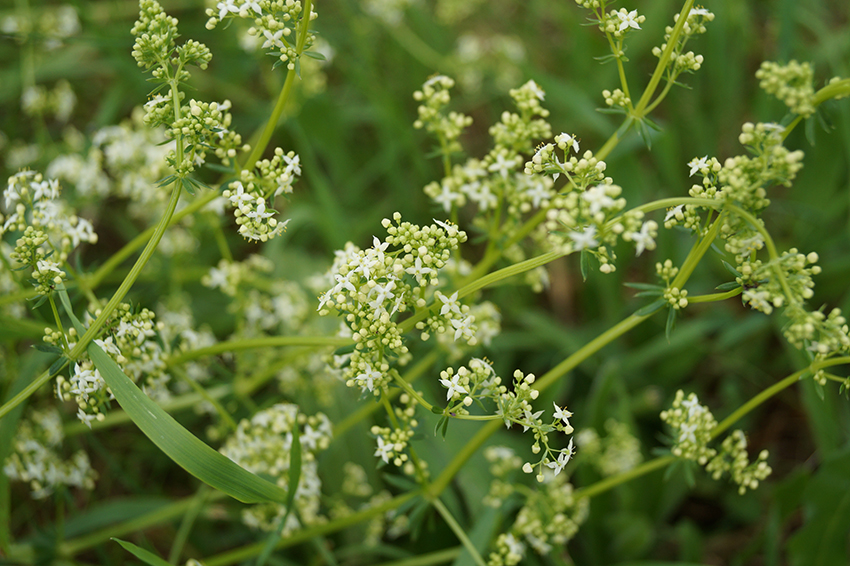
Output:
top-left (1, 0), bottom-right (849, 565)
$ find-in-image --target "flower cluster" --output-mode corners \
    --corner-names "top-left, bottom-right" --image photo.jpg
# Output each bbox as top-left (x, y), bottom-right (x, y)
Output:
top-left (3, 408), bottom-right (96, 499)
top-left (131, 0), bottom-right (212, 80)
top-left (1, 4), bottom-right (80, 50)
top-left (371, 392), bottom-right (423, 476)
top-left (22, 80), bottom-right (76, 122)
top-left (422, 79), bottom-right (554, 222)
top-left (756, 60), bottom-right (816, 118)
top-left (47, 107), bottom-right (174, 216)
top-left (318, 213), bottom-right (468, 394)
top-left (453, 33), bottom-right (525, 94)
top-left (205, 0), bottom-right (317, 71)
top-left (574, 419), bottom-right (643, 477)
top-left (220, 403), bottom-right (332, 532)
top-left (2, 171), bottom-right (98, 295)
top-left (487, 470), bottom-right (589, 566)
top-left (651, 7), bottom-right (714, 76)
top-left (705, 430), bottom-right (772, 495)
top-left (601, 8), bottom-right (645, 39)
top-left (413, 75), bottom-right (473, 156)
top-left (53, 301), bottom-right (177, 426)
top-left (221, 147), bottom-right (301, 242)
top-left (660, 390), bottom-right (717, 464)
top-left (661, 390), bottom-right (773, 494)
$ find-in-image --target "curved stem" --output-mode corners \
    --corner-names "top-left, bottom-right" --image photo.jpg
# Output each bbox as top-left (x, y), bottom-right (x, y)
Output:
top-left (432, 497), bottom-right (487, 566)
top-left (165, 335), bottom-right (350, 367)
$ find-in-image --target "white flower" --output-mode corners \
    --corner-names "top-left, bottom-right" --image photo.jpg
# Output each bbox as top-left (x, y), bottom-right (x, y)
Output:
top-left (405, 257), bottom-right (434, 283)
top-left (545, 439), bottom-right (574, 476)
top-left (374, 436), bottom-right (393, 463)
top-left (439, 373), bottom-right (468, 401)
top-left (356, 364), bottom-right (382, 392)
top-left (627, 221), bottom-right (656, 256)
top-left (568, 225), bottom-right (598, 250)
top-left (688, 155), bottom-right (710, 177)
top-left (617, 9), bottom-right (642, 32)
top-left (436, 291), bottom-right (461, 316)
top-left (553, 403), bottom-right (574, 431)
top-left (262, 29), bottom-right (284, 50)
top-left (450, 315), bottom-right (475, 342)
top-left (433, 182), bottom-right (461, 212)
top-left (555, 132), bottom-right (580, 153)
top-left (665, 204), bottom-right (684, 222)
top-left (678, 422), bottom-right (698, 444)
top-left (488, 153), bottom-right (518, 179)
top-left (525, 80), bottom-right (545, 101)
top-left (216, 0), bottom-right (240, 20)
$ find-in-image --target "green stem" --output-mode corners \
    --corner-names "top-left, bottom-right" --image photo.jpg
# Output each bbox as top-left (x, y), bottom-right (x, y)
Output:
top-left (165, 336), bottom-right (350, 367)
top-left (431, 497), bottom-right (487, 566)
top-left (201, 491), bottom-right (420, 566)
top-left (167, 485), bottom-right (211, 564)
top-left (687, 287), bottom-right (742, 304)
top-left (575, 456), bottom-right (676, 500)
top-left (632, 0), bottom-right (695, 117)
top-left (59, 492), bottom-right (227, 556)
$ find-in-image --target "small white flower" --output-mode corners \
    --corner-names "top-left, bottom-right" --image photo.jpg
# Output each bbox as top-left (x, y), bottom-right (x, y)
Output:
top-left (555, 132), bottom-right (580, 153)
top-left (374, 436), bottom-right (393, 463)
top-left (687, 156), bottom-right (710, 177)
top-left (553, 403), bottom-right (574, 431)
top-left (617, 9), bottom-right (642, 32)
top-left (216, 0), bottom-right (240, 20)
top-left (440, 373), bottom-right (468, 401)
top-left (436, 291), bottom-right (461, 316)
top-left (526, 79), bottom-right (545, 101)
top-left (262, 29), bottom-right (284, 50)
top-left (665, 204), bottom-right (685, 222)
top-left (568, 225), bottom-right (598, 251)
top-left (545, 439), bottom-right (574, 476)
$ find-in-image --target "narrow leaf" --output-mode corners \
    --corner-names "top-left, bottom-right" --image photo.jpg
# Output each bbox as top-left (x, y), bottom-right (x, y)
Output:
top-left (34, 344), bottom-right (63, 354)
top-left (88, 344), bottom-right (288, 504)
top-left (635, 299), bottom-right (666, 317)
top-left (580, 249), bottom-right (589, 281)
top-left (715, 281), bottom-right (741, 291)
top-left (622, 282), bottom-right (665, 291)
top-left (665, 307), bottom-right (677, 342)
top-left (112, 538), bottom-right (171, 566)
top-left (722, 261), bottom-right (743, 278)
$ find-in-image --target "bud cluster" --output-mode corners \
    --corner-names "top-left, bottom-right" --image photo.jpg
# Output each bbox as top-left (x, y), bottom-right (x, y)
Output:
top-left (756, 60), bottom-right (816, 118)
top-left (219, 403), bottom-right (332, 532)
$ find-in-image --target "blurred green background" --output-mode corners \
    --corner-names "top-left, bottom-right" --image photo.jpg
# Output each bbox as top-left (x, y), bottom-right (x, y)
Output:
top-left (2, 0), bottom-right (850, 564)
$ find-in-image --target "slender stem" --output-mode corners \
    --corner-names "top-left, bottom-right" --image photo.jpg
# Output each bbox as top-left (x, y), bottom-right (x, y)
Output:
top-left (632, 0), bottom-right (695, 116)
top-left (575, 456), bottom-right (676, 500)
top-left (59, 492), bottom-right (227, 556)
top-left (201, 491), bottom-right (420, 566)
top-left (431, 498), bottom-right (487, 566)
top-left (168, 486), bottom-right (212, 564)
top-left (165, 336), bottom-right (350, 367)
top-left (687, 288), bottom-right (742, 304)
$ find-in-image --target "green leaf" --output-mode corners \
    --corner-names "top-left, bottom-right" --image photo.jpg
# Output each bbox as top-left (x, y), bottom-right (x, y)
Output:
top-left (155, 174), bottom-right (176, 188)
top-left (635, 299), bottom-right (666, 317)
top-left (721, 261), bottom-right (743, 278)
top-left (715, 281), bottom-right (741, 291)
top-left (33, 344), bottom-right (63, 354)
top-left (180, 177), bottom-right (196, 196)
top-left (580, 248), bottom-right (590, 281)
top-left (623, 282), bottom-right (665, 291)
top-left (112, 538), bottom-right (171, 566)
top-left (665, 306), bottom-right (677, 342)
top-left (88, 343), bottom-right (288, 504)
top-left (303, 50), bottom-right (326, 61)
top-left (28, 294), bottom-right (49, 310)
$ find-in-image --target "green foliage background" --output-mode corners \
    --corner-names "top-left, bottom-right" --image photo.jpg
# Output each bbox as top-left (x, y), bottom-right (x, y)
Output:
top-left (1, 0), bottom-right (849, 564)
